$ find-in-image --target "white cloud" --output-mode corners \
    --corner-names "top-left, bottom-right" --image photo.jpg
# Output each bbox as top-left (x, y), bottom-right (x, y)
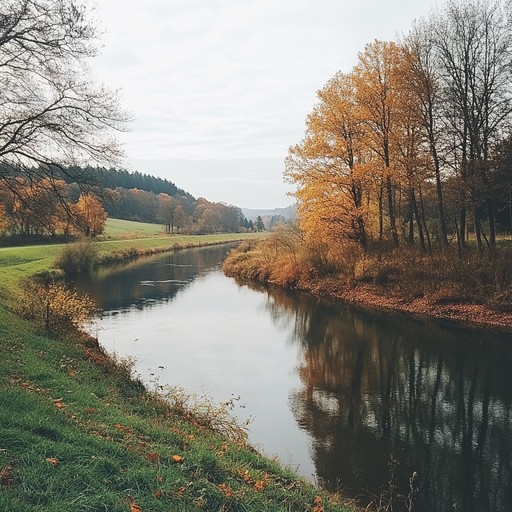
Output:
top-left (88, 0), bottom-right (439, 208)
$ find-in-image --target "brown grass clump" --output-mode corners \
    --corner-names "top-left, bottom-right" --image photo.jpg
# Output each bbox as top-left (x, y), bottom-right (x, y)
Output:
top-left (17, 280), bottom-right (95, 335)
top-left (224, 227), bottom-right (512, 330)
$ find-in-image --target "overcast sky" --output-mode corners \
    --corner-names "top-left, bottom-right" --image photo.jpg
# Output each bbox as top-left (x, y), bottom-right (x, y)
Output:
top-left (88, 0), bottom-right (439, 209)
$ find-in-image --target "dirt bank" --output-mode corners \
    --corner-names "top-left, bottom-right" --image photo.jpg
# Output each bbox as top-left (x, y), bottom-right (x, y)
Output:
top-left (303, 277), bottom-right (512, 333)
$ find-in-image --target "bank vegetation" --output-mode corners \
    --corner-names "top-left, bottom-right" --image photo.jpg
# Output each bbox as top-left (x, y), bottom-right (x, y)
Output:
top-left (225, 0), bottom-right (512, 332)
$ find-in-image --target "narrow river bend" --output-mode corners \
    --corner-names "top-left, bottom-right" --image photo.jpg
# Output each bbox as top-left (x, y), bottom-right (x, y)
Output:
top-left (71, 244), bottom-right (512, 512)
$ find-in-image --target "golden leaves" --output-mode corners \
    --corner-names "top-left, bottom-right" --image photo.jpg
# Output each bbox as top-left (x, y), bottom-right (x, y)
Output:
top-left (218, 482), bottom-right (233, 497)
top-left (74, 194), bottom-right (108, 237)
top-left (171, 454), bottom-right (183, 463)
top-left (113, 423), bottom-right (132, 434)
top-left (17, 281), bottom-right (95, 334)
top-left (45, 457), bottom-right (59, 466)
top-left (237, 469), bottom-right (270, 492)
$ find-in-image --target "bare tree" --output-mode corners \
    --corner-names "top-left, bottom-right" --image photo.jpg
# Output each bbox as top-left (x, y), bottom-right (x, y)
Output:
top-left (0, 0), bottom-right (129, 198)
top-left (432, 0), bottom-right (512, 251)
top-left (406, 22), bottom-right (450, 250)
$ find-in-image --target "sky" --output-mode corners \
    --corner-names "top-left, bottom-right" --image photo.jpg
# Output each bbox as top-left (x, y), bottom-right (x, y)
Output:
top-left (88, 0), bottom-right (440, 209)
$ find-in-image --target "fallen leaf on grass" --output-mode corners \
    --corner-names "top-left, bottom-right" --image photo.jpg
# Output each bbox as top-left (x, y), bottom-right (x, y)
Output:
top-left (218, 482), bottom-right (233, 497)
top-left (254, 474), bottom-right (270, 492)
top-left (45, 458), bottom-right (59, 466)
top-left (172, 455), bottom-right (183, 463)
top-left (53, 400), bottom-right (65, 409)
top-left (0, 465), bottom-right (16, 486)
top-left (238, 469), bottom-right (251, 482)
top-left (312, 495), bottom-right (324, 512)
top-left (148, 452), bottom-right (159, 462)
top-left (114, 423), bottom-right (132, 434)
top-left (128, 496), bottom-right (142, 512)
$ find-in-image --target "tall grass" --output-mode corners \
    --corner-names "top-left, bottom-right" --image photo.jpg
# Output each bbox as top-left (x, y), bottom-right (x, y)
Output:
top-left (224, 226), bottom-right (512, 312)
top-left (54, 238), bottom-right (99, 274)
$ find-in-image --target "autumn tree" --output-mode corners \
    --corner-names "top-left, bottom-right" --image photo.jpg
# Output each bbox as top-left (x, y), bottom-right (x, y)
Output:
top-left (353, 40), bottom-right (408, 247)
top-left (285, 72), bottom-right (370, 250)
top-left (158, 193), bottom-right (174, 234)
top-left (0, 177), bottom-right (69, 236)
top-left (73, 194), bottom-right (107, 237)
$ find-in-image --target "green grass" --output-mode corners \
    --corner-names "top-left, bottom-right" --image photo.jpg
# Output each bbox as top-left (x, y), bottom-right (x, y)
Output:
top-left (0, 220), bottom-right (353, 511)
top-left (102, 217), bottom-right (167, 238)
top-left (0, 219), bottom-right (262, 298)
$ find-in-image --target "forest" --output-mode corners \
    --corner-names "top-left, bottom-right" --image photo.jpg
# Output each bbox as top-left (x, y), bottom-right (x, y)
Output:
top-left (225, 0), bottom-right (512, 321)
top-left (0, 166), bottom-right (254, 242)
top-left (285, 0), bottom-right (512, 256)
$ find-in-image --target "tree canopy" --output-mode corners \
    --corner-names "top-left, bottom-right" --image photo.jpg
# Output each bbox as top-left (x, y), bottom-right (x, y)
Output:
top-left (286, 0), bottom-right (512, 256)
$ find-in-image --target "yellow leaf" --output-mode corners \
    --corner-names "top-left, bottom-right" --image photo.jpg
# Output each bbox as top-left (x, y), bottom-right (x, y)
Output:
top-left (172, 454), bottom-right (183, 463)
top-left (45, 457), bottom-right (59, 466)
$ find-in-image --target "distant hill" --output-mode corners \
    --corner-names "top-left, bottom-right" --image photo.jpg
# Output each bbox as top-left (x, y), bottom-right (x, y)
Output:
top-left (242, 205), bottom-right (296, 221)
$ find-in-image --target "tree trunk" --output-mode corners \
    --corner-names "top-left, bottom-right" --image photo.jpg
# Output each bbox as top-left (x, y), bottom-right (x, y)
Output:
top-left (459, 206), bottom-right (466, 249)
top-left (386, 176), bottom-right (399, 247)
top-left (412, 189), bottom-right (426, 253)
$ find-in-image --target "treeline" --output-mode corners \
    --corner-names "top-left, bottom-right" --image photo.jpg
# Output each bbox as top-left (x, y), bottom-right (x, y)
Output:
top-left (286, 0), bottom-right (512, 256)
top-left (56, 166), bottom-right (189, 199)
top-left (0, 166), bottom-right (255, 242)
top-left (0, 177), bottom-right (107, 241)
top-left (62, 165), bottom-right (254, 234)
top-left (103, 187), bottom-right (254, 234)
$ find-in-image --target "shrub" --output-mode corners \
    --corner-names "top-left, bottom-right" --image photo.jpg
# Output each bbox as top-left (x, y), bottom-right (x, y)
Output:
top-left (54, 239), bottom-right (99, 274)
top-left (160, 386), bottom-right (250, 445)
top-left (18, 281), bottom-right (96, 335)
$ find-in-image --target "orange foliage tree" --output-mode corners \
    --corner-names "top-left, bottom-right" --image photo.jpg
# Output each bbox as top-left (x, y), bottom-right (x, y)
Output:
top-left (285, 72), bottom-right (371, 251)
top-left (0, 177), bottom-right (69, 236)
top-left (73, 194), bottom-right (107, 237)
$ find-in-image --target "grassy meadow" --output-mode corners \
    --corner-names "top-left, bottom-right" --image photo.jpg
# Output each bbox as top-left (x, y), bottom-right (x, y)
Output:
top-left (0, 219), bottom-right (353, 511)
top-left (0, 219), bottom-right (261, 296)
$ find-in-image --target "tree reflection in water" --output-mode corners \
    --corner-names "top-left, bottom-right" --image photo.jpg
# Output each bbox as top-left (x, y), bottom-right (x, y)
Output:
top-left (254, 282), bottom-right (512, 512)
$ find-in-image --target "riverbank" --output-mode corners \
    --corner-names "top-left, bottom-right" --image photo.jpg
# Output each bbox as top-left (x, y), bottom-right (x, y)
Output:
top-left (0, 226), bottom-right (355, 511)
top-left (223, 238), bottom-right (512, 333)
top-left (295, 276), bottom-right (512, 332)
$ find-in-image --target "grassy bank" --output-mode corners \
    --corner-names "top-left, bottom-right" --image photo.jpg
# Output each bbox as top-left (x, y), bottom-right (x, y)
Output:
top-left (0, 220), bottom-right (354, 511)
top-left (0, 219), bottom-right (261, 295)
top-left (223, 233), bottom-right (512, 332)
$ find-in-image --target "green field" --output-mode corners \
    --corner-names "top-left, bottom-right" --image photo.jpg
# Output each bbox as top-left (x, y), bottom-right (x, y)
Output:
top-left (0, 219), bottom-right (262, 297)
top-left (102, 217), bottom-right (168, 238)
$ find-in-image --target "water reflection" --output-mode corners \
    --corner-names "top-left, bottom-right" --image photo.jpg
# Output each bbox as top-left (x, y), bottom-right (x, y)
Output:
top-left (69, 244), bottom-right (235, 311)
top-left (73, 247), bottom-right (512, 512)
top-left (253, 282), bottom-right (512, 512)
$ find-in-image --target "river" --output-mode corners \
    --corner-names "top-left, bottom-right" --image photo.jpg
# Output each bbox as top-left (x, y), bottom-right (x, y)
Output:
top-left (70, 243), bottom-right (512, 512)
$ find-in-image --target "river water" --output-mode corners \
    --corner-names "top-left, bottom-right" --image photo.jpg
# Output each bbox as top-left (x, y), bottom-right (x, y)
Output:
top-left (71, 244), bottom-right (512, 512)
